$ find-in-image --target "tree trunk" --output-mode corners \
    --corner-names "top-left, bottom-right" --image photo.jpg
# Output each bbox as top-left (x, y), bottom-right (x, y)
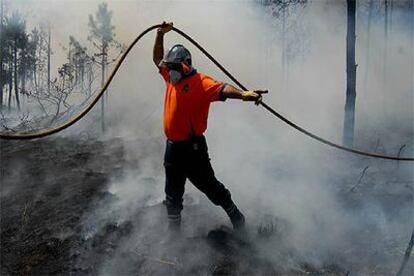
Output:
top-left (75, 62), bottom-right (78, 86)
top-left (101, 46), bottom-right (106, 133)
top-left (81, 63), bottom-right (84, 89)
top-left (8, 58), bottom-right (12, 110)
top-left (21, 52), bottom-right (26, 97)
top-left (105, 54), bottom-right (109, 102)
top-left (13, 43), bottom-right (20, 110)
top-left (36, 33), bottom-right (43, 92)
top-left (33, 61), bottom-right (38, 91)
top-left (410, 0), bottom-right (413, 109)
top-left (343, 0), bottom-right (357, 147)
top-left (88, 63), bottom-right (92, 96)
top-left (282, 4), bottom-right (287, 90)
top-left (0, 0), bottom-right (4, 109)
top-left (22, 66), bottom-right (26, 96)
top-left (383, 0), bottom-right (388, 89)
top-left (47, 23), bottom-right (51, 94)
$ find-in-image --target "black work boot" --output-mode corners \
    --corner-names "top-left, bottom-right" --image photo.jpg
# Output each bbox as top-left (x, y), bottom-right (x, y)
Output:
top-left (161, 215), bottom-right (182, 246)
top-left (168, 218), bottom-right (181, 233)
top-left (229, 209), bottom-right (246, 230)
top-left (225, 204), bottom-right (246, 230)
top-left (168, 213), bottom-right (181, 232)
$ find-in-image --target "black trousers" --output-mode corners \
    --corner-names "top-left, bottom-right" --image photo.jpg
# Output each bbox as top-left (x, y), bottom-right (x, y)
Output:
top-left (164, 135), bottom-right (234, 219)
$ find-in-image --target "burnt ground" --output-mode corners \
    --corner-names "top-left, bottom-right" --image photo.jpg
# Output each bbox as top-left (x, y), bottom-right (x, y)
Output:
top-left (0, 136), bottom-right (412, 275)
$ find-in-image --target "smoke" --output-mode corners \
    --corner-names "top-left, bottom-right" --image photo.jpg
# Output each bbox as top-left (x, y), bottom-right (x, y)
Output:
top-left (6, 0), bottom-right (413, 274)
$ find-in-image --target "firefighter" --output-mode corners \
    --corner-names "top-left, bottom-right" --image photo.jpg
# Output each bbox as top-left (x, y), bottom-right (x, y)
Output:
top-left (153, 22), bottom-right (266, 233)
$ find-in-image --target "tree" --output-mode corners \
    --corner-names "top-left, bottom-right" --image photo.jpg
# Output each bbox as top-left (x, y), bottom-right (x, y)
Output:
top-left (88, 2), bottom-right (122, 132)
top-left (343, 0), bottom-right (357, 147)
top-left (259, 0), bottom-right (308, 89)
top-left (34, 23), bottom-right (51, 94)
top-left (0, 0), bottom-right (4, 109)
top-left (47, 22), bottom-right (51, 94)
top-left (29, 27), bottom-right (41, 89)
top-left (69, 35), bottom-right (89, 89)
top-left (383, 0), bottom-right (389, 91)
top-left (18, 27), bottom-right (39, 97)
top-left (0, 4), bottom-right (99, 132)
top-left (4, 11), bottom-right (27, 111)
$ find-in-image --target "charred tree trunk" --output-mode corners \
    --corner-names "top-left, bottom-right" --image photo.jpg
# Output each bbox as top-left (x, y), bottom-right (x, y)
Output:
top-left (343, 0), bottom-right (357, 147)
top-left (101, 45), bottom-right (106, 133)
top-left (35, 34), bottom-right (42, 91)
top-left (47, 23), bottom-right (51, 94)
top-left (383, 0), bottom-right (388, 91)
top-left (410, 0), bottom-right (414, 110)
top-left (21, 52), bottom-right (26, 97)
top-left (88, 63), bottom-right (92, 96)
top-left (81, 63), bottom-right (85, 89)
top-left (33, 60), bottom-right (37, 90)
top-left (8, 57), bottom-right (12, 110)
top-left (13, 43), bottom-right (20, 110)
top-left (21, 68), bottom-right (26, 96)
top-left (23, 63), bottom-right (28, 97)
top-left (0, 0), bottom-right (4, 109)
top-left (282, 5), bottom-right (286, 88)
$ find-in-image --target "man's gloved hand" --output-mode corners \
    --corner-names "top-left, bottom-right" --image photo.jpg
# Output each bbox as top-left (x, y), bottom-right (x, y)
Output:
top-left (158, 21), bottom-right (173, 34)
top-left (242, 90), bottom-right (268, 105)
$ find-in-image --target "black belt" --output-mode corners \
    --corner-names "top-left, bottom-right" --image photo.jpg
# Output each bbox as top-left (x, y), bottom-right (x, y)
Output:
top-left (167, 135), bottom-right (206, 150)
top-left (168, 135), bottom-right (204, 144)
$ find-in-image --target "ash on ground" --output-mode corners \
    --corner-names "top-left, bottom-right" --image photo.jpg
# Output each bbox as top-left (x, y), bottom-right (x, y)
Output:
top-left (1, 137), bottom-right (412, 275)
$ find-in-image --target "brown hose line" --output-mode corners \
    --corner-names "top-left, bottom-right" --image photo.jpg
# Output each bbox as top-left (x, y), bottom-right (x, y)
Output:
top-left (0, 24), bottom-right (413, 161)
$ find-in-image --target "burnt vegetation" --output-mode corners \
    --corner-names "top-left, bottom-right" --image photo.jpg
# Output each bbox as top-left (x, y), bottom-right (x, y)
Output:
top-left (0, 1), bottom-right (125, 133)
top-left (1, 0), bottom-right (414, 275)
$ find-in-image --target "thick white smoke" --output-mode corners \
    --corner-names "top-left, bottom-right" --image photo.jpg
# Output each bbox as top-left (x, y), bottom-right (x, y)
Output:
top-left (8, 0), bottom-right (413, 274)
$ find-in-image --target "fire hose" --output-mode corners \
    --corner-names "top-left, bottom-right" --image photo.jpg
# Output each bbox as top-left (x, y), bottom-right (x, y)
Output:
top-left (0, 24), bottom-right (413, 162)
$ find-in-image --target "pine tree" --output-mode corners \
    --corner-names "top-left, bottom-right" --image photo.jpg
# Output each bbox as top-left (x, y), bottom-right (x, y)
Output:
top-left (88, 2), bottom-right (118, 132)
top-left (259, 0), bottom-right (308, 90)
top-left (4, 11), bottom-right (26, 111)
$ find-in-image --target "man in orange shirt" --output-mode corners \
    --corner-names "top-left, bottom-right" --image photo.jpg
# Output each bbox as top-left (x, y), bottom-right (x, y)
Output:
top-left (153, 22), bottom-right (266, 233)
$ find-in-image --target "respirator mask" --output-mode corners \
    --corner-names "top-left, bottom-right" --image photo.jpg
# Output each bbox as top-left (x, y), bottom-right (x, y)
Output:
top-left (166, 62), bottom-right (192, 84)
top-left (168, 69), bottom-right (182, 84)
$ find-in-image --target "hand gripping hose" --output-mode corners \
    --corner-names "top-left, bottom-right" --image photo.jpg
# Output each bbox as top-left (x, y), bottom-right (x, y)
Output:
top-left (0, 24), bottom-right (413, 161)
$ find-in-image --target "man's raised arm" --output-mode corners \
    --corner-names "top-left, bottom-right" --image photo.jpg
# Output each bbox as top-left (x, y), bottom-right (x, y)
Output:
top-left (153, 22), bottom-right (173, 68)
